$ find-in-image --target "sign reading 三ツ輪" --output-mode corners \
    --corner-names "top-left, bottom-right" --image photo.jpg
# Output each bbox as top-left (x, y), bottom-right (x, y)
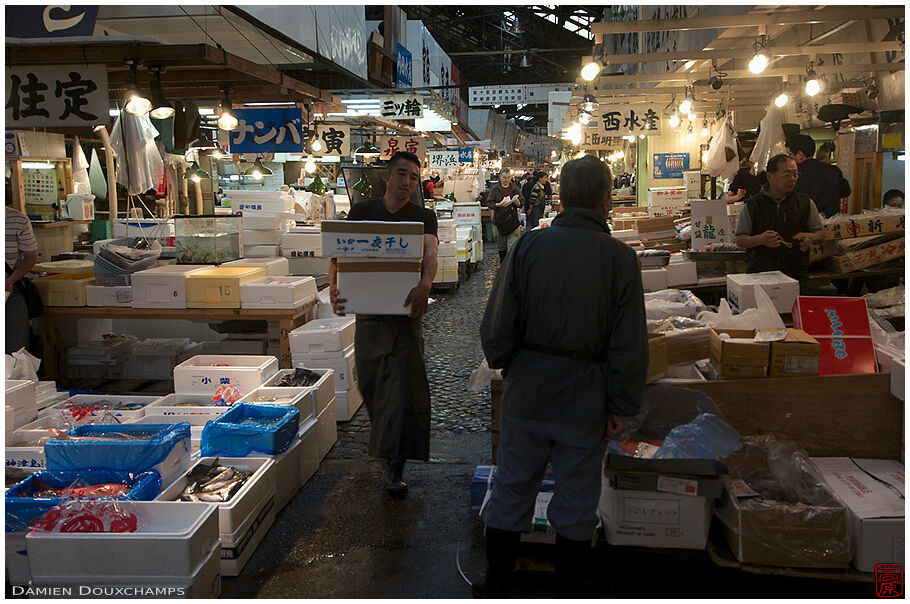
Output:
top-left (6, 64), bottom-right (108, 127)
top-left (380, 95), bottom-right (424, 120)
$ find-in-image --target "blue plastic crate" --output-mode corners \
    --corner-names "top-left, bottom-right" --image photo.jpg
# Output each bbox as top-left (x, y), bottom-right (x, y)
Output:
top-left (201, 403), bottom-right (299, 457)
top-left (5, 469), bottom-right (161, 532)
top-left (43, 423), bottom-right (191, 474)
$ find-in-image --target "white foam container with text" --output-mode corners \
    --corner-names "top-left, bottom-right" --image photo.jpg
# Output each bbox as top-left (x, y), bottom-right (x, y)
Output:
top-left (130, 265), bottom-right (209, 309)
top-left (173, 355), bottom-right (279, 397)
top-left (292, 344), bottom-right (357, 391)
top-left (263, 368), bottom-right (335, 417)
top-left (289, 317), bottom-right (356, 354)
top-left (335, 384), bottom-right (363, 422)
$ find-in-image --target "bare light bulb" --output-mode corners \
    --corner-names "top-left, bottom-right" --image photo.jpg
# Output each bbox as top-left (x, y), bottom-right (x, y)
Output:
top-left (805, 78), bottom-right (821, 96)
top-left (578, 111), bottom-right (592, 125)
top-left (580, 61), bottom-right (601, 81)
top-left (252, 170), bottom-right (263, 180)
top-left (304, 155), bottom-right (317, 174)
top-left (191, 173), bottom-right (201, 183)
top-left (311, 138), bottom-right (324, 153)
top-left (748, 51), bottom-right (769, 75)
top-left (678, 98), bottom-right (692, 115)
top-left (774, 92), bottom-right (789, 107)
top-left (701, 125), bottom-right (709, 137)
top-left (688, 111), bottom-right (696, 122)
top-left (668, 114), bottom-right (681, 128)
top-left (217, 112), bottom-right (239, 131)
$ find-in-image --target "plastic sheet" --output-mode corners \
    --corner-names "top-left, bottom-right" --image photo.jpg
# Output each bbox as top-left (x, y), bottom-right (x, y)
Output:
top-left (714, 435), bottom-right (852, 567)
top-left (644, 289), bottom-right (706, 320)
top-left (43, 423), bottom-right (190, 474)
top-left (30, 500), bottom-right (140, 533)
top-left (200, 403), bottom-right (299, 457)
top-left (864, 283), bottom-right (905, 309)
top-left (696, 286), bottom-right (785, 330)
top-left (109, 111), bottom-right (165, 196)
top-left (5, 470), bottom-right (160, 532)
top-left (606, 385), bottom-right (741, 463)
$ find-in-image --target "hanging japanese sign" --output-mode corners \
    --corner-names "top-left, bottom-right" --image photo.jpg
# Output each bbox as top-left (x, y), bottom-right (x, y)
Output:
top-left (378, 135), bottom-right (427, 161)
top-left (312, 123), bottom-right (351, 157)
top-left (396, 43), bottom-right (413, 88)
top-left (6, 5), bottom-right (99, 38)
top-left (428, 150), bottom-right (459, 170)
top-left (596, 103), bottom-right (662, 137)
top-left (228, 108), bottom-right (350, 157)
top-left (653, 153), bottom-right (690, 179)
top-left (690, 199), bottom-right (732, 249)
top-left (380, 94), bottom-right (424, 120)
top-left (457, 148), bottom-right (474, 163)
top-left (5, 64), bottom-right (107, 127)
top-left (580, 130), bottom-right (624, 151)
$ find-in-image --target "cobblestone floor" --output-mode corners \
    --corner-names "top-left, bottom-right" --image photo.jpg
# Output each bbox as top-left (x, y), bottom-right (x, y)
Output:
top-left (328, 242), bottom-right (500, 460)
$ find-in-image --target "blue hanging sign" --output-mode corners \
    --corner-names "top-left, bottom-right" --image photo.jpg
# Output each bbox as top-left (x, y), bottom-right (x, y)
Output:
top-left (228, 107), bottom-right (307, 154)
top-left (653, 153), bottom-right (690, 179)
top-left (457, 147), bottom-right (474, 163)
top-left (396, 43), bottom-right (413, 89)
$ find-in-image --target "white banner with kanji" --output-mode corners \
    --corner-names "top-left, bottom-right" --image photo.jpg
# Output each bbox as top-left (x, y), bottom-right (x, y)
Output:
top-left (380, 94), bottom-right (424, 120)
top-left (595, 103), bottom-right (662, 137)
top-left (6, 64), bottom-right (108, 127)
top-left (690, 199), bottom-right (732, 249)
top-left (428, 150), bottom-right (459, 170)
top-left (378, 135), bottom-right (427, 162)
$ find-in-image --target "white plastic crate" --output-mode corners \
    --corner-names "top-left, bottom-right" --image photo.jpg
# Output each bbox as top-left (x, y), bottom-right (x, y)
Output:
top-left (335, 384), bottom-right (363, 422)
top-left (5, 428), bottom-right (50, 470)
top-left (130, 265), bottom-right (209, 309)
top-left (243, 244), bottom-right (281, 257)
top-left (297, 418), bottom-right (319, 488)
top-left (86, 284), bottom-right (133, 307)
top-left (46, 394), bottom-right (165, 425)
top-left (25, 501), bottom-right (219, 578)
top-left (289, 317), bottom-right (356, 354)
top-left (148, 393), bottom-right (235, 419)
top-left (263, 367), bottom-right (335, 417)
top-left (29, 539), bottom-right (222, 599)
top-left (292, 344), bottom-right (356, 391)
top-left (223, 256), bottom-right (289, 277)
top-left (241, 275), bottom-right (317, 309)
top-left (249, 429), bottom-right (305, 512)
top-left (6, 380), bottom-right (36, 410)
top-left (240, 386), bottom-right (315, 424)
top-left (315, 397), bottom-right (338, 461)
top-left (173, 355), bottom-right (279, 397)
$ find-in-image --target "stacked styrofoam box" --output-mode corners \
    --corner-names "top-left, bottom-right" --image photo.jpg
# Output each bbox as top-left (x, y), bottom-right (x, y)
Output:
top-left (223, 257), bottom-right (289, 277)
top-left (6, 380), bottom-right (38, 430)
top-left (281, 226), bottom-right (331, 277)
top-left (435, 219), bottom-right (458, 285)
top-left (322, 220), bottom-right (424, 316)
top-left (289, 318), bottom-right (361, 422)
top-left (86, 283), bottom-right (133, 307)
top-left (456, 225), bottom-right (473, 264)
top-left (25, 501), bottom-right (221, 597)
top-left (173, 355), bottom-right (280, 400)
top-left (66, 334), bottom-right (138, 379)
top-left (158, 457), bottom-right (277, 577)
top-left (241, 275), bottom-right (317, 309)
top-left (127, 338), bottom-right (195, 380)
top-left (223, 190), bottom-right (293, 258)
top-left (44, 394), bottom-right (164, 427)
top-left (666, 254), bottom-right (698, 287)
top-left (261, 368), bottom-right (334, 420)
top-left (35, 381), bottom-right (67, 413)
top-left (131, 265), bottom-right (209, 309)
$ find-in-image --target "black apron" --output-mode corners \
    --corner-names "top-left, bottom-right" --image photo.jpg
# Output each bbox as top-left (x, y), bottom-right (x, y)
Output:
top-left (354, 315), bottom-right (431, 461)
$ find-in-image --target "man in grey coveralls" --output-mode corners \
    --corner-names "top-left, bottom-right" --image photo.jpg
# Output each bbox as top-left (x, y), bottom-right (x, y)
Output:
top-left (478, 154), bottom-right (648, 596)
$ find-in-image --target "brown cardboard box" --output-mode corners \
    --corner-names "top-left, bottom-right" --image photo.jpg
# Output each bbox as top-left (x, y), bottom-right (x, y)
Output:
top-left (827, 237), bottom-right (904, 273)
top-left (823, 213), bottom-right (904, 240)
top-left (708, 329), bottom-right (769, 378)
top-left (758, 329), bottom-right (820, 377)
top-left (647, 333), bottom-right (667, 381)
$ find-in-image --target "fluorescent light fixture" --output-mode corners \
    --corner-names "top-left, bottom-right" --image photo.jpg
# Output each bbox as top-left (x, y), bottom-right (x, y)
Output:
top-left (22, 162), bottom-right (55, 169)
top-left (229, 174), bottom-right (240, 181)
top-left (244, 102), bottom-right (295, 107)
top-left (341, 98), bottom-right (381, 104)
top-left (198, 108), bottom-right (215, 116)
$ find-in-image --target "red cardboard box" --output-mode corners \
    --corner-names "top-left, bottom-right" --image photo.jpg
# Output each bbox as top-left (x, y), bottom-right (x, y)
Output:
top-left (792, 297), bottom-right (872, 337)
top-left (793, 297), bottom-right (877, 375)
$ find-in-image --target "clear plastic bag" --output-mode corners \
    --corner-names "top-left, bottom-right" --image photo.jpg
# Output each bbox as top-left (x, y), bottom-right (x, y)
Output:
top-left (468, 359), bottom-right (494, 392)
top-left (30, 500), bottom-right (140, 533)
top-left (863, 283), bottom-right (905, 309)
top-left (6, 347), bottom-right (41, 381)
top-left (705, 117), bottom-right (739, 181)
top-left (749, 103), bottom-right (787, 173)
top-left (697, 286), bottom-right (785, 330)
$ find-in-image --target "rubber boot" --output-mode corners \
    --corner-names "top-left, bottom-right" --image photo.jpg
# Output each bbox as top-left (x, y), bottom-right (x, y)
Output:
top-left (554, 533), bottom-right (597, 597)
top-left (498, 250), bottom-right (506, 262)
top-left (473, 527), bottom-right (521, 598)
top-left (384, 458), bottom-right (407, 498)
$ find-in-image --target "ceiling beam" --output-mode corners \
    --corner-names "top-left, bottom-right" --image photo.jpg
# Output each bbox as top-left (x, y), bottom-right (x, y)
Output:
top-left (449, 47), bottom-right (588, 57)
top-left (590, 6), bottom-right (905, 35)
top-left (602, 41), bottom-right (904, 65)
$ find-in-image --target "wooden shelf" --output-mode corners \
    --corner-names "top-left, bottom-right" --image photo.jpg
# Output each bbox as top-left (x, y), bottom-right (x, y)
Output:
top-left (31, 220), bottom-right (92, 229)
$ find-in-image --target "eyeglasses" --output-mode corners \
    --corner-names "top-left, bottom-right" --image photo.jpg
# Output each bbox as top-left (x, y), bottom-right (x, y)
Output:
top-left (772, 170), bottom-right (800, 178)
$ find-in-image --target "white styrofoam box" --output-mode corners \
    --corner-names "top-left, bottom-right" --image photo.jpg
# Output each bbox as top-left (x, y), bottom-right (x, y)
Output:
top-left (127, 338), bottom-right (194, 381)
top-left (6, 380), bottom-right (36, 410)
top-left (471, 239), bottom-right (482, 263)
top-left (221, 338), bottom-right (267, 355)
top-left (892, 357), bottom-right (905, 401)
top-left (813, 457), bottom-right (905, 572)
top-left (321, 220), bottom-right (425, 259)
top-left (30, 539), bottom-right (222, 599)
top-left (262, 368), bottom-right (334, 417)
top-left (877, 345), bottom-right (902, 374)
top-left (219, 492), bottom-right (275, 577)
top-left (335, 384), bottom-right (363, 422)
top-left (315, 397), bottom-right (338, 461)
top-left (133, 414), bottom-right (208, 459)
top-left (223, 256), bottom-right (289, 277)
top-left (292, 344), bottom-right (356, 392)
top-left (242, 229), bottom-right (282, 246)
top-left (453, 202), bottom-right (483, 244)
top-left (12, 405), bottom-right (39, 430)
top-left (113, 218), bottom-right (174, 238)
top-left (249, 429), bottom-right (305, 512)
top-left (173, 355), bottom-right (279, 397)
top-left (241, 211), bottom-right (294, 232)
top-left (437, 218), bottom-right (456, 242)
top-left (17, 415), bottom-right (61, 431)
top-left (437, 240), bottom-right (457, 258)
top-left (336, 259), bottom-right (421, 315)
top-left (86, 284), bottom-right (133, 307)
top-left (131, 265), bottom-right (210, 309)
top-left (647, 187), bottom-right (687, 217)
top-left (6, 429), bottom-right (49, 470)
top-left (727, 271), bottom-right (800, 314)
top-left (297, 418), bottom-right (320, 488)
top-left (229, 195), bottom-right (293, 213)
top-left (240, 386), bottom-right (315, 424)
top-left (150, 393), bottom-right (236, 419)
top-left (655, 363), bottom-right (708, 384)
top-left (241, 275), bottom-right (317, 310)
top-left (287, 256), bottom-right (331, 277)
top-left (25, 501), bottom-right (218, 578)
top-left (599, 481), bottom-right (711, 549)
top-left (47, 394), bottom-right (165, 424)
top-left (6, 531), bottom-right (29, 586)
top-left (666, 260), bottom-right (698, 287)
top-left (641, 267), bottom-right (669, 293)
top-left (6, 406), bottom-right (15, 435)
top-left (243, 244), bottom-right (280, 258)
top-left (281, 228), bottom-right (322, 259)
top-left (289, 317), bottom-right (356, 354)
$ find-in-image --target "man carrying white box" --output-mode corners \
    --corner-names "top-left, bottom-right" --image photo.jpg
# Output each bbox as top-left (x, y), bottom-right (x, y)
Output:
top-left (329, 152), bottom-right (439, 498)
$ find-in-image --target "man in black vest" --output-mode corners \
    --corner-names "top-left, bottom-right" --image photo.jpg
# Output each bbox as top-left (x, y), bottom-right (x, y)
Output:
top-left (734, 154), bottom-right (825, 283)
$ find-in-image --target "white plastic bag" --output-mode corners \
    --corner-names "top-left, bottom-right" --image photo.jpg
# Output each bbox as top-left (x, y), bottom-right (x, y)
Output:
top-left (109, 112), bottom-right (165, 196)
top-left (749, 103), bottom-right (788, 173)
top-left (468, 359), bottom-right (494, 392)
top-left (697, 286), bottom-right (785, 330)
top-left (705, 117), bottom-right (739, 181)
top-left (644, 289), bottom-right (706, 320)
top-left (6, 348), bottom-right (41, 382)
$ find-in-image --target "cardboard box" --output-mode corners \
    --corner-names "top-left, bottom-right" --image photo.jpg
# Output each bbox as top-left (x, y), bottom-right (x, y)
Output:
top-left (892, 357), bottom-right (905, 402)
top-left (598, 481), bottom-right (712, 549)
top-left (759, 329), bottom-right (820, 377)
top-left (666, 259), bottom-right (698, 287)
top-left (827, 237), bottom-right (904, 273)
top-left (647, 333), bottom-right (667, 382)
top-left (321, 220), bottom-right (424, 259)
top-left (793, 297), bottom-right (877, 375)
top-left (641, 267), bottom-right (668, 293)
top-left (709, 329), bottom-right (769, 378)
top-left (437, 219), bottom-right (456, 243)
top-left (812, 457), bottom-right (905, 572)
top-left (605, 470), bottom-right (723, 499)
top-left (726, 271), bottom-right (800, 314)
top-left (635, 215), bottom-right (678, 241)
top-left (823, 213), bottom-right (905, 241)
top-left (336, 260), bottom-right (421, 316)
top-left (809, 239), bottom-right (840, 263)
top-left (647, 187), bottom-right (687, 217)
